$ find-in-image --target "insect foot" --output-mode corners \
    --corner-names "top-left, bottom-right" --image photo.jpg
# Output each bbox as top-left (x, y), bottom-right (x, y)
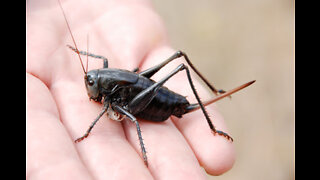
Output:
top-left (212, 130), bottom-right (234, 142)
top-left (74, 134), bottom-right (89, 143)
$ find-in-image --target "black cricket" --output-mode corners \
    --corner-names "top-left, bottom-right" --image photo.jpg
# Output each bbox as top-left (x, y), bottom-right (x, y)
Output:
top-left (58, 0), bottom-right (255, 167)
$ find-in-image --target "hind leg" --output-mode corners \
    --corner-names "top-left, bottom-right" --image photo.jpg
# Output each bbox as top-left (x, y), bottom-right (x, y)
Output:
top-left (138, 50), bottom-right (225, 95)
top-left (130, 62), bottom-right (233, 141)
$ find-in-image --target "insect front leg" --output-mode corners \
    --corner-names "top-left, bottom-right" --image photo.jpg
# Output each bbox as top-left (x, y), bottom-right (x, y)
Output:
top-left (67, 45), bottom-right (109, 68)
top-left (68, 44), bottom-right (141, 72)
top-left (112, 105), bottom-right (148, 167)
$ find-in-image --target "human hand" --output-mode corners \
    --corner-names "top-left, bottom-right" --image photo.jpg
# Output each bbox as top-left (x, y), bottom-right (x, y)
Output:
top-left (27, 0), bottom-right (235, 179)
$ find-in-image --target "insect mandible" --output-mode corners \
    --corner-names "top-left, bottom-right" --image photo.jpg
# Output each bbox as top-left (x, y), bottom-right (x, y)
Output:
top-left (58, 0), bottom-right (255, 167)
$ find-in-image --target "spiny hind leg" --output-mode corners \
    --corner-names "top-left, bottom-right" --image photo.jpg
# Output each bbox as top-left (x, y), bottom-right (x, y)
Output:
top-left (138, 50), bottom-right (226, 95)
top-left (137, 62), bottom-right (233, 141)
top-left (177, 63), bottom-right (233, 141)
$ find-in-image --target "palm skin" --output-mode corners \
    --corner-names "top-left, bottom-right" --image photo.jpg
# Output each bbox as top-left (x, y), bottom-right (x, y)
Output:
top-left (27, 0), bottom-right (235, 179)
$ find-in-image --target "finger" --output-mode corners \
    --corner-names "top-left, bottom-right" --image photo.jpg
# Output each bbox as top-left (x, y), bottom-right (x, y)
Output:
top-left (91, 1), bottom-right (167, 69)
top-left (123, 119), bottom-right (208, 179)
top-left (172, 108), bottom-right (236, 175)
top-left (27, 73), bottom-right (92, 179)
top-left (120, 46), bottom-right (208, 179)
top-left (141, 46), bottom-right (235, 175)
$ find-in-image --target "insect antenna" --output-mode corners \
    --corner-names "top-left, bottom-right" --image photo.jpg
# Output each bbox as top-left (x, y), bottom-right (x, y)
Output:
top-left (57, 0), bottom-right (87, 75)
top-left (86, 34), bottom-right (89, 73)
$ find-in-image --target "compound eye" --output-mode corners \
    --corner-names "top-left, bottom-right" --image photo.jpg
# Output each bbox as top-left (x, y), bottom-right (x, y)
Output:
top-left (88, 80), bottom-right (94, 86)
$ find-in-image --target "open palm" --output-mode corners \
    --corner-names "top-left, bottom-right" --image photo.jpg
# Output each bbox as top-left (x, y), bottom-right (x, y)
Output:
top-left (27, 0), bottom-right (235, 179)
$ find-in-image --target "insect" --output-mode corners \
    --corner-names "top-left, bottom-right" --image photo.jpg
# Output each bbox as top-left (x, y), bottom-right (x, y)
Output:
top-left (58, 0), bottom-right (255, 167)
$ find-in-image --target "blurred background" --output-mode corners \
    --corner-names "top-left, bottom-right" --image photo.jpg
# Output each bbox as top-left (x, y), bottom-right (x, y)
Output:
top-left (151, 0), bottom-right (294, 179)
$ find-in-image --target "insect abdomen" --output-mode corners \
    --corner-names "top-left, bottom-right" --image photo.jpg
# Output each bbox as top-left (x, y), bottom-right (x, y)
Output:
top-left (133, 77), bottom-right (190, 122)
top-left (111, 75), bottom-right (190, 122)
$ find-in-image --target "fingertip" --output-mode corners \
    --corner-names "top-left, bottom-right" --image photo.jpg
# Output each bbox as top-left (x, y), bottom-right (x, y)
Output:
top-left (172, 106), bottom-right (236, 176)
top-left (200, 137), bottom-right (236, 176)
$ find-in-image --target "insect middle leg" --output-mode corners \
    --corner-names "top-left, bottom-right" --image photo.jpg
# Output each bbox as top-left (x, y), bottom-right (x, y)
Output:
top-left (112, 105), bottom-right (148, 166)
